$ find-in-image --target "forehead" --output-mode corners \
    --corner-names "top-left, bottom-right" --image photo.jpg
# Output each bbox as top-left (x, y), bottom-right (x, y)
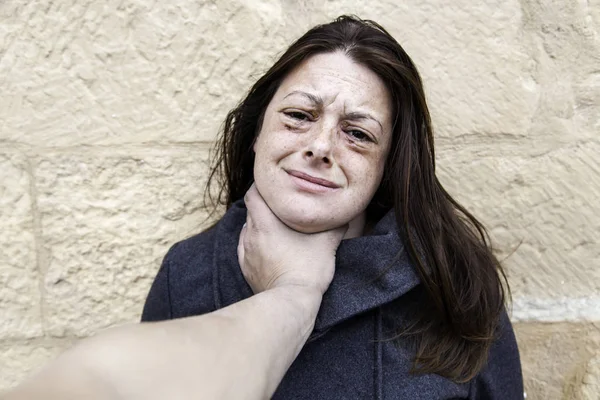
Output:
top-left (275, 52), bottom-right (392, 114)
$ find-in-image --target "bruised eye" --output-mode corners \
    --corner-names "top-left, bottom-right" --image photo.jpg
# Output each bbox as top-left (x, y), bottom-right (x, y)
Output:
top-left (347, 130), bottom-right (372, 142)
top-left (284, 111), bottom-right (311, 121)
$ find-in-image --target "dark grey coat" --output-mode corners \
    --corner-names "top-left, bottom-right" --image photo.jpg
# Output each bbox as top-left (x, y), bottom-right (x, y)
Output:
top-left (142, 201), bottom-right (524, 399)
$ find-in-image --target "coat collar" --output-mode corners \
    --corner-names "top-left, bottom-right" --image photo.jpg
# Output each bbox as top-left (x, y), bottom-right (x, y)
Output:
top-left (212, 200), bottom-right (421, 332)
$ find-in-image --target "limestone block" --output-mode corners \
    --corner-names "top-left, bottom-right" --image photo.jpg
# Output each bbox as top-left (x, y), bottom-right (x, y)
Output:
top-left (325, 0), bottom-right (600, 145)
top-left (581, 354), bottom-right (600, 400)
top-left (35, 147), bottom-right (212, 336)
top-left (320, 0), bottom-right (539, 138)
top-left (0, 338), bottom-right (75, 391)
top-left (514, 322), bottom-right (600, 400)
top-left (437, 139), bottom-right (600, 320)
top-left (518, 0), bottom-right (600, 144)
top-left (0, 0), bottom-right (289, 146)
top-left (0, 153), bottom-right (42, 338)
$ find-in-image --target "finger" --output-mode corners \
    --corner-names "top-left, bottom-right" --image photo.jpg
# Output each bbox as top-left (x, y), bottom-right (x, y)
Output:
top-left (237, 222), bottom-right (247, 267)
top-left (243, 182), bottom-right (259, 206)
top-left (244, 213), bottom-right (253, 234)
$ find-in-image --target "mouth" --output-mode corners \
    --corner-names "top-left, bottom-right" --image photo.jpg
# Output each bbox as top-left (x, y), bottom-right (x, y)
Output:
top-left (285, 170), bottom-right (341, 192)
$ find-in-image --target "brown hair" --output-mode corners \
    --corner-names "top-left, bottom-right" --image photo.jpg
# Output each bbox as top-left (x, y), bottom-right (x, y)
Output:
top-left (205, 15), bottom-right (509, 382)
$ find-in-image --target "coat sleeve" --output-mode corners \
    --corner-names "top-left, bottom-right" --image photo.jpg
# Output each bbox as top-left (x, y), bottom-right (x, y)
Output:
top-left (140, 243), bottom-right (179, 322)
top-left (468, 310), bottom-right (524, 400)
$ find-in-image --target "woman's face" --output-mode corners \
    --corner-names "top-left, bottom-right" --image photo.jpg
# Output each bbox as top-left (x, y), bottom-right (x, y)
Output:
top-left (253, 51), bottom-right (393, 236)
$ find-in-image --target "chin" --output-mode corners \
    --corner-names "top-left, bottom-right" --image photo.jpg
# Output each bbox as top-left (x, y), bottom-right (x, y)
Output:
top-left (274, 208), bottom-right (338, 233)
top-left (254, 178), bottom-right (363, 234)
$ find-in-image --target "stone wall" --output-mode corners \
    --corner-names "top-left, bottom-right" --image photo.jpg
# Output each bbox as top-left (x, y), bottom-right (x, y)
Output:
top-left (0, 1), bottom-right (598, 398)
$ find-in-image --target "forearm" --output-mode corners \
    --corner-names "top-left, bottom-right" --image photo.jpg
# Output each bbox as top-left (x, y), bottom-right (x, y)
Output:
top-left (2, 353), bottom-right (116, 400)
top-left (210, 285), bottom-right (322, 398)
top-left (2, 286), bottom-right (322, 400)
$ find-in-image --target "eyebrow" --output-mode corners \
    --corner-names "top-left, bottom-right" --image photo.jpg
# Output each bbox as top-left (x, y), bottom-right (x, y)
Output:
top-left (283, 90), bottom-right (384, 134)
top-left (283, 90), bottom-right (324, 107)
top-left (344, 112), bottom-right (384, 134)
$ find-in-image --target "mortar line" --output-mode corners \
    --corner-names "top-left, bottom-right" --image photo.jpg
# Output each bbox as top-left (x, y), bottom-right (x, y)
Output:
top-left (25, 150), bottom-right (49, 337)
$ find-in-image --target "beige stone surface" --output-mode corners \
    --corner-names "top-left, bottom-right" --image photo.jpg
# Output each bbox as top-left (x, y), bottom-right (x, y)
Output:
top-left (320, 0), bottom-right (541, 139)
top-left (0, 0), bottom-right (598, 396)
top-left (514, 322), bottom-right (600, 400)
top-left (581, 354), bottom-right (600, 400)
top-left (437, 140), bottom-right (600, 316)
top-left (0, 338), bottom-right (75, 390)
top-left (35, 147), bottom-right (212, 336)
top-left (0, 0), bottom-right (291, 146)
top-left (0, 153), bottom-right (42, 339)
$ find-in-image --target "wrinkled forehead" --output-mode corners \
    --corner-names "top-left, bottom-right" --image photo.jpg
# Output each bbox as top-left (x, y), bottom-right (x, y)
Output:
top-left (273, 52), bottom-right (393, 120)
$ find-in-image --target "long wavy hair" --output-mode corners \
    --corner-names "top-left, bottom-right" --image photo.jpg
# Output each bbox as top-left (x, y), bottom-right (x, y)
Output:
top-left (205, 15), bottom-right (509, 382)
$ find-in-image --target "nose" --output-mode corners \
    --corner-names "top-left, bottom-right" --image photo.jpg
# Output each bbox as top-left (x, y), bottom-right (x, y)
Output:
top-left (303, 124), bottom-right (336, 166)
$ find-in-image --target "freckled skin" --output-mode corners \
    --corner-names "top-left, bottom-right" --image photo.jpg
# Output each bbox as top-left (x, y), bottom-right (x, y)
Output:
top-left (253, 51), bottom-right (393, 238)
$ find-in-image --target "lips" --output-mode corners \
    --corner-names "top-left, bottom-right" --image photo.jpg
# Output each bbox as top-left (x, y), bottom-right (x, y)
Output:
top-left (286, 170), bottom-right (341, 189)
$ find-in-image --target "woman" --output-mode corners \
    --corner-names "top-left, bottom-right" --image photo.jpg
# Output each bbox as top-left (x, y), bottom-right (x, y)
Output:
top-left (142, 16), bottom-right (523, 399)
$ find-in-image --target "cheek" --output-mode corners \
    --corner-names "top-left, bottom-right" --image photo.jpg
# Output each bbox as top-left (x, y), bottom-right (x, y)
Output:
top-left (254, 134), bottom-right (267, 157)
top-left (374, 157), bottom-right (387, 184)
top-left (253, 127), bottom-right (278, 161)
top-left (347, 153), bottom-right (387, 193)
top-left (253, 110), bottom-right (279, 154)
top-left (255, 129), bottom-right (298, 163)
